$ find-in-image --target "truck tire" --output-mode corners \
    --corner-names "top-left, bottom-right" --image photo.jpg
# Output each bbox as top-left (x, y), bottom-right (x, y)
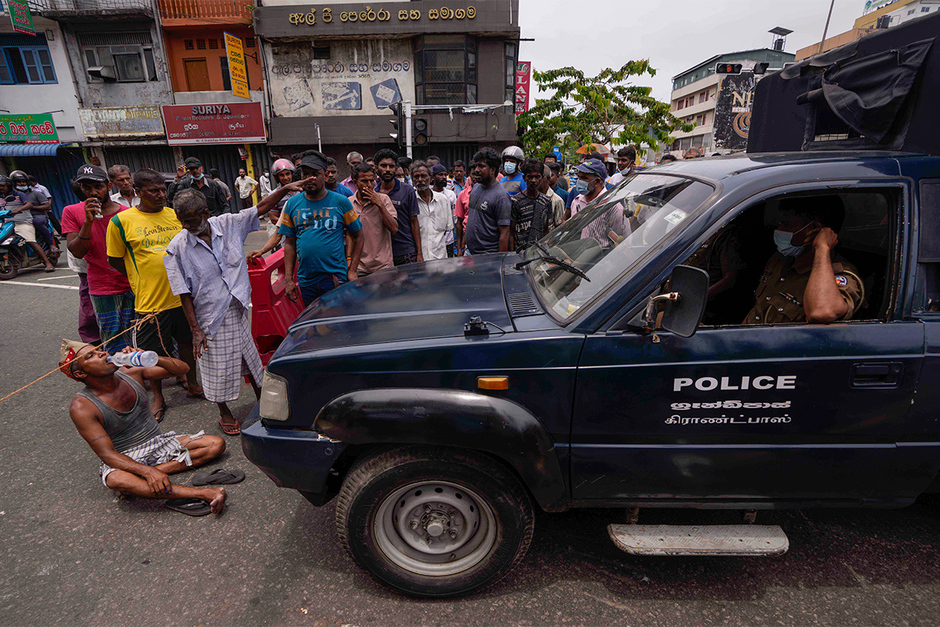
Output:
top-left (335, 446), bottom-right (535, 598)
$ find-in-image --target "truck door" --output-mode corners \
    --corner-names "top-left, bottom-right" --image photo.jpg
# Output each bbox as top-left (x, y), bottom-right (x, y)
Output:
top-left (570, 184), bottom-right (931, 505)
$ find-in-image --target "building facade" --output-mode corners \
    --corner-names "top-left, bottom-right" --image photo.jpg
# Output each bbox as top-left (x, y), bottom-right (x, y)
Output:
top-left (252, 0), bottom-right (520, 167)
top-left (669, 48), bottom-right (793, 157)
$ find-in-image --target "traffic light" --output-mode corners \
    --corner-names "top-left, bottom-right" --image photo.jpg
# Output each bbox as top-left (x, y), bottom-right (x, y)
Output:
top-left (388, 101), bottom-right (404, 149)
top-left (753, 62), bottom-right (770, 75)
top-left (716, 63), bottom-right (743, 74)
top-left (413, 117), bottom-right (428, 146)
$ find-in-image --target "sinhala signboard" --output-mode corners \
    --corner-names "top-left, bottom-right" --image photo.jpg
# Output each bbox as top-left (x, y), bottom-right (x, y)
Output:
top-left (0, 114), bottom-right (58, 143)
top-left (79, 106), bottom-right (164, 139)
top-left (7, 0), bottom-right (35, 35)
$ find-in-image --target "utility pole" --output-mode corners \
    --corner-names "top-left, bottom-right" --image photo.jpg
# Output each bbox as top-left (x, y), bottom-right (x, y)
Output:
top-left (818, 0), bottom-right (836, 55)
top-left (404, 100), bottom-right (413, 159)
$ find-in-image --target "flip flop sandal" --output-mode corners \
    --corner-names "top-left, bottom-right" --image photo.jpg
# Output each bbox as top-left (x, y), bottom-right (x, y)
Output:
top-left (192, 468), bottom-right (245, 486)
top-left (187, 390), bottom-right (207, 400)
top-left (218, 417), bottom-right (240, 436)
top-left (165, 498), bottom-right (211, 517)
top-left (153, 404), bottom-right (167, 423)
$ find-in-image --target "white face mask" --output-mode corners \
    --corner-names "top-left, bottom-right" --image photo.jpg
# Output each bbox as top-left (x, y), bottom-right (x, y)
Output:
top-left (773, 222), bottom-right (813, 257)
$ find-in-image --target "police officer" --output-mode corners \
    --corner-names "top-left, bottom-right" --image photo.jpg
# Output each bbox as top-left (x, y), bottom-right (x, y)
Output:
top-left (744, 196), bottom-right (863, 324)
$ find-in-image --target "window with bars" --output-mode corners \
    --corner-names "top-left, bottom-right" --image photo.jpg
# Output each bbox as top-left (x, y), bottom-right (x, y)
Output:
top-left (196, 39), bottom-right (206, 50)
top-left (245, 38), bottom-right (255, 48)
top-left (414, 35), bottom-right (477, 105)
top-left (504, 42), bottom-right (516, 107)
top-left (0, 35), bottom-right (57, 84)
top-left (79, 31), bottom-right (157, 83)
top-left (208, 39), bottom-right (218, 49)
top-left (184, 39), bottom-right (194, 50)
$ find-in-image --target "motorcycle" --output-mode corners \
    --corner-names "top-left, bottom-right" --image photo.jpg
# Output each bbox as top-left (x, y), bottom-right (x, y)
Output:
top-left (0, 208), bottom-right (60, 280)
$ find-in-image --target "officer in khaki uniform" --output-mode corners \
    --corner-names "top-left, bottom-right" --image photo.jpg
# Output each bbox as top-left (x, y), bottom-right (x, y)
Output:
top-left (744, 196), bottom-right (864, 325)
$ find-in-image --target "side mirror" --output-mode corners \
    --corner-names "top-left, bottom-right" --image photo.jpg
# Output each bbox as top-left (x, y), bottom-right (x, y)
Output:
top-left (645, 265), bottom-right (709, 338)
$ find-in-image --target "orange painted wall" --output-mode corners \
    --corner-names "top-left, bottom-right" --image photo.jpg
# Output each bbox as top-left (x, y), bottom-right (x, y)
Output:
top-left (164, 27), bottom-right (263, 93)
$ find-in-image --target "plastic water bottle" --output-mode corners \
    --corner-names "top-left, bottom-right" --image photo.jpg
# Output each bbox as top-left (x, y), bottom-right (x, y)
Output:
top-left (107, 350), bottom-right (159, 367)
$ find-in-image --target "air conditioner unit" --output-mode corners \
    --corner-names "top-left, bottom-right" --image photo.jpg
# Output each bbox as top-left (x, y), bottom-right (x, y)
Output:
top-left (87, 66), bottom-right (117, 81)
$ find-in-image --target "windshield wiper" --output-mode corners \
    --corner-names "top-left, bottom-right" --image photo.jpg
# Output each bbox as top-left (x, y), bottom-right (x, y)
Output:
top-left (514, 248), bottom-right (591, 282)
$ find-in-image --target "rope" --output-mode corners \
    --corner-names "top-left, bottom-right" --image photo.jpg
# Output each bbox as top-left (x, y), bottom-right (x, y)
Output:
top-left (0, 305), bottom-right (177, 404)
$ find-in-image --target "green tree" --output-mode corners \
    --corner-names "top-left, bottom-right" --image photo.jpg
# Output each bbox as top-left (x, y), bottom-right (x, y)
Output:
top-left (517, 60), bottom-right (691, 159)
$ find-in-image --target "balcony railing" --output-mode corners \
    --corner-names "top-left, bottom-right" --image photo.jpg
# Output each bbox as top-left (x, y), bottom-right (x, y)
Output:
top-left (28, 0), bottom-right (153, 18)
top-left (157, 0), bottom-right (252, 21)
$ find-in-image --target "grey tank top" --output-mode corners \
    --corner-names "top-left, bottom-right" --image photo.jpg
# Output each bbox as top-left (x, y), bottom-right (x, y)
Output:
top-left (78, 371), bottom-right (161, 453)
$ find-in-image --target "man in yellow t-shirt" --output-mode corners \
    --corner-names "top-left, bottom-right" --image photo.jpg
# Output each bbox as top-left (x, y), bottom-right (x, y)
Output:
top-left (106, 168), bottom-right (203, 420)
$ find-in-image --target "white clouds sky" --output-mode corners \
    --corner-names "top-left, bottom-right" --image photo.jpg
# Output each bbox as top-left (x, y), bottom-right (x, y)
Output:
top-left (517, 0), bottom-right (863, 103)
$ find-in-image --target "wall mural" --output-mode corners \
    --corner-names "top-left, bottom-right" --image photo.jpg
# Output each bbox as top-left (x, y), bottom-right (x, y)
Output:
top-left (269, 39), bottom-right (415, 117)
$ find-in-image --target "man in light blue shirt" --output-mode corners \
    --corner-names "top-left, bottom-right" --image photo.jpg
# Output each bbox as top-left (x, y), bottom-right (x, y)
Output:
top-left (163, 179), bottom-right (306, 435)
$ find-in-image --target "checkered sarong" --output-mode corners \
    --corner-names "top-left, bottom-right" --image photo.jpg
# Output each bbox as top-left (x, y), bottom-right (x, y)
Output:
top-left (99, 430), bottom-right (204, 487)
top-left (200, 299), bottom-right (263, 403)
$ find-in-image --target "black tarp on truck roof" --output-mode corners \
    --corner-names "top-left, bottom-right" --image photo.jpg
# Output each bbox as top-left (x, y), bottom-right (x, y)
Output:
top-left (748, 11), bottom-right (939, 155)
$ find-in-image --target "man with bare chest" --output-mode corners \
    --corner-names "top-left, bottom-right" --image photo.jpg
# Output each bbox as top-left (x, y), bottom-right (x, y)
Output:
top-left (64, 342), bottom-right (228, 515)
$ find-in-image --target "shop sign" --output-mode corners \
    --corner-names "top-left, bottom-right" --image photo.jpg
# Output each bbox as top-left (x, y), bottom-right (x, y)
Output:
top-left (714, 73), bottom-right (756, 151)
top-left (162, 102), bottom-right (266, 145)
top-left (287, 3), bottom-right (477, 27)
top-left (7, 0), bottom-right (35, 36)
top-left (79, 106), bottom-right (164, 138)
top-left (224, 32), bottom-right (250, 99)
top-left (0, 113), bottom-right (58, 143)
top-left (515, 61), bottom-right (531, 116)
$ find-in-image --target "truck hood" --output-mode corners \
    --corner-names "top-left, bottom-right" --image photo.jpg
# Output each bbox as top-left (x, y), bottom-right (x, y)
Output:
top-left (273, 254), bottom-right (515, 357)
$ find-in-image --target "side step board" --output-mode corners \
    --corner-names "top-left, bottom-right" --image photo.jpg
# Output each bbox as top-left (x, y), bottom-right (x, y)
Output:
top-left (608, 524), bottom-right (789, 557)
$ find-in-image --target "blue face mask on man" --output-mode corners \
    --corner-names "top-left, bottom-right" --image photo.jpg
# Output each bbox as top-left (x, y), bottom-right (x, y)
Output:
top-left (503, 161), bottom-right (517, 176)
top-left (773, 221), bottom-right (813, 257)
top-left (575, 179), bottom-right (592, 196)
top-left (191, 172), bottom-right (204, 181)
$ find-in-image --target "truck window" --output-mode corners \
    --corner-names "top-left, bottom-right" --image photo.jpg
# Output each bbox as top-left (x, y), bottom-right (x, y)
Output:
top-left (917, 180), bottom-right (940, 312)
top-left (526, 173), bottom-right (714, 322)
top-left (683, 190), bottom-right (895, 326)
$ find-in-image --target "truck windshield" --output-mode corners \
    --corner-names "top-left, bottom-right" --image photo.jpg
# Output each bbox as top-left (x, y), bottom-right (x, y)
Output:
top-left (525, 173), bottom-right (714, 321)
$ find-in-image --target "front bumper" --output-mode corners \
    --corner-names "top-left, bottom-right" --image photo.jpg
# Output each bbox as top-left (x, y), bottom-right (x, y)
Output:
top-left (241, 405), bottom-right (346, 503)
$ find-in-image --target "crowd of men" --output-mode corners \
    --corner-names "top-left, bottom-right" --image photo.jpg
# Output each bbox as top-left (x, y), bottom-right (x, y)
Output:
top-left (13, 139), bottom-right (858, 518)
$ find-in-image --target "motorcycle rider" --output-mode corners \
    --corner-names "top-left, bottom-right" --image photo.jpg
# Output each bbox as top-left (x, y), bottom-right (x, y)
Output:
top-left (500, 146), bottom-right (527, 197)
top-left (2, 172), bottom-right (55, 271)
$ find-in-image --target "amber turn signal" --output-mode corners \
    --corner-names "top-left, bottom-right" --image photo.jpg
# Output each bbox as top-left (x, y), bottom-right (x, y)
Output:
top-left (477, 376), bottom-right (509, 390)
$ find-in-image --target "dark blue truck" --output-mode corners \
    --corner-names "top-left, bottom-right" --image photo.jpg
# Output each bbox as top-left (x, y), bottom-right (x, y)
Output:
top-left (243, 15), bottom-right (940, 597)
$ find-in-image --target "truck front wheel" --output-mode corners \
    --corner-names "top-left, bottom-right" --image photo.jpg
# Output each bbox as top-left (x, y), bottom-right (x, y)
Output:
top-left (335, 446), bottom-right (535, 598)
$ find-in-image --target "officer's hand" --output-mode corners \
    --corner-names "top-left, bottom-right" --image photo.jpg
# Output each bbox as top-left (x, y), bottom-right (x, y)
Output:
top-left (812, 226), bottom-right (838, 251)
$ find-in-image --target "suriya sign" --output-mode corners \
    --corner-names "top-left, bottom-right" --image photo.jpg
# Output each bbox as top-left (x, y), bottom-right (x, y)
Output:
top-left (162, 102), bottom-right (266, 145)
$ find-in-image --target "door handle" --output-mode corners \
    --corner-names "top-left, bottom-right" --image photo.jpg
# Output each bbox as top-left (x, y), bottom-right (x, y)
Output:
top-left (851, 362), bottom-right (903, 388)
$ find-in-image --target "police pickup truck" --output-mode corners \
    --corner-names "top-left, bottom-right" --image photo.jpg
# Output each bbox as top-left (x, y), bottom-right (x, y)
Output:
top-left (243, 15), bottom-right (940, 597)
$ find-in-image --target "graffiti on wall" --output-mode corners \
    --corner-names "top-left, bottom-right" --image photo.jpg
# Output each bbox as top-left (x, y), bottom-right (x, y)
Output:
top-left (269, 39), bottom-right (415, 117)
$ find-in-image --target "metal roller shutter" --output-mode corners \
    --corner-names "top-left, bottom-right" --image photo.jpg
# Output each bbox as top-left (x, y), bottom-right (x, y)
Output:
top-left (103, 146), bottom-right (176, 176)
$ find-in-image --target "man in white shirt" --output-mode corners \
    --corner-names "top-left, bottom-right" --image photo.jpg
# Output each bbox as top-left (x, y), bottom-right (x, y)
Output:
top-left (108, 164), bottom-right (140, 208)
top-left (258, 168), bottom-right (272, 198)
top-left (430, 164), bottom-right (457, 257)
top-left (412, 161), bottom-right (453, 261)
top-left (234, 168), bottom-right (258, 209)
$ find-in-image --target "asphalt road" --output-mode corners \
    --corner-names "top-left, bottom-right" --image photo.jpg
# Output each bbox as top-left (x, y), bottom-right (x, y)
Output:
top-left (2, 235), bottom-right (940, 626)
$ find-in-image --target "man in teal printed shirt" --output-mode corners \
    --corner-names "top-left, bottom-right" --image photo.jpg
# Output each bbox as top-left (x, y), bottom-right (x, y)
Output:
top-left (280, 151), bottom-right (364, 306)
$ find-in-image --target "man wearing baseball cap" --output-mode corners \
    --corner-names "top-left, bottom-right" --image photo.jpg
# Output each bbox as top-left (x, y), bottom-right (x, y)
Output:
top-left (279, 150), bottom-right (364, 306)
top-left (61, 165), bottom-right (135, 351)
top-left (564, 158), bottom-right (629, 247)
top-left (167, 157), bottom-right (230, 216)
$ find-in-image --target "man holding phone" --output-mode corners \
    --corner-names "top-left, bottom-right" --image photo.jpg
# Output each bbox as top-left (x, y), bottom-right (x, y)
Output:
top-left (62, 165), bottom-right (135, 350)
top-left (743, 196), bottom-right (864, 325)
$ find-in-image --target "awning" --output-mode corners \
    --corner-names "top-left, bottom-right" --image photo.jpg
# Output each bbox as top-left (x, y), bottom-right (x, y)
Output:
top-left (0, 143), bottom-right (62, 157)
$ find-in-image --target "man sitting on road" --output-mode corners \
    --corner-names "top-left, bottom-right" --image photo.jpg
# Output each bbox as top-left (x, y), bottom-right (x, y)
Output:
top-left (164, 180), bottom-right (307, 435)
top-left (63, 341), bottom-right (227, 515)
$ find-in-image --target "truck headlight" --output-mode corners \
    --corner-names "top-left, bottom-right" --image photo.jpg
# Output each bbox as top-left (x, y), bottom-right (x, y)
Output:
top-left (259, 370), bottom-right (290, 421)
